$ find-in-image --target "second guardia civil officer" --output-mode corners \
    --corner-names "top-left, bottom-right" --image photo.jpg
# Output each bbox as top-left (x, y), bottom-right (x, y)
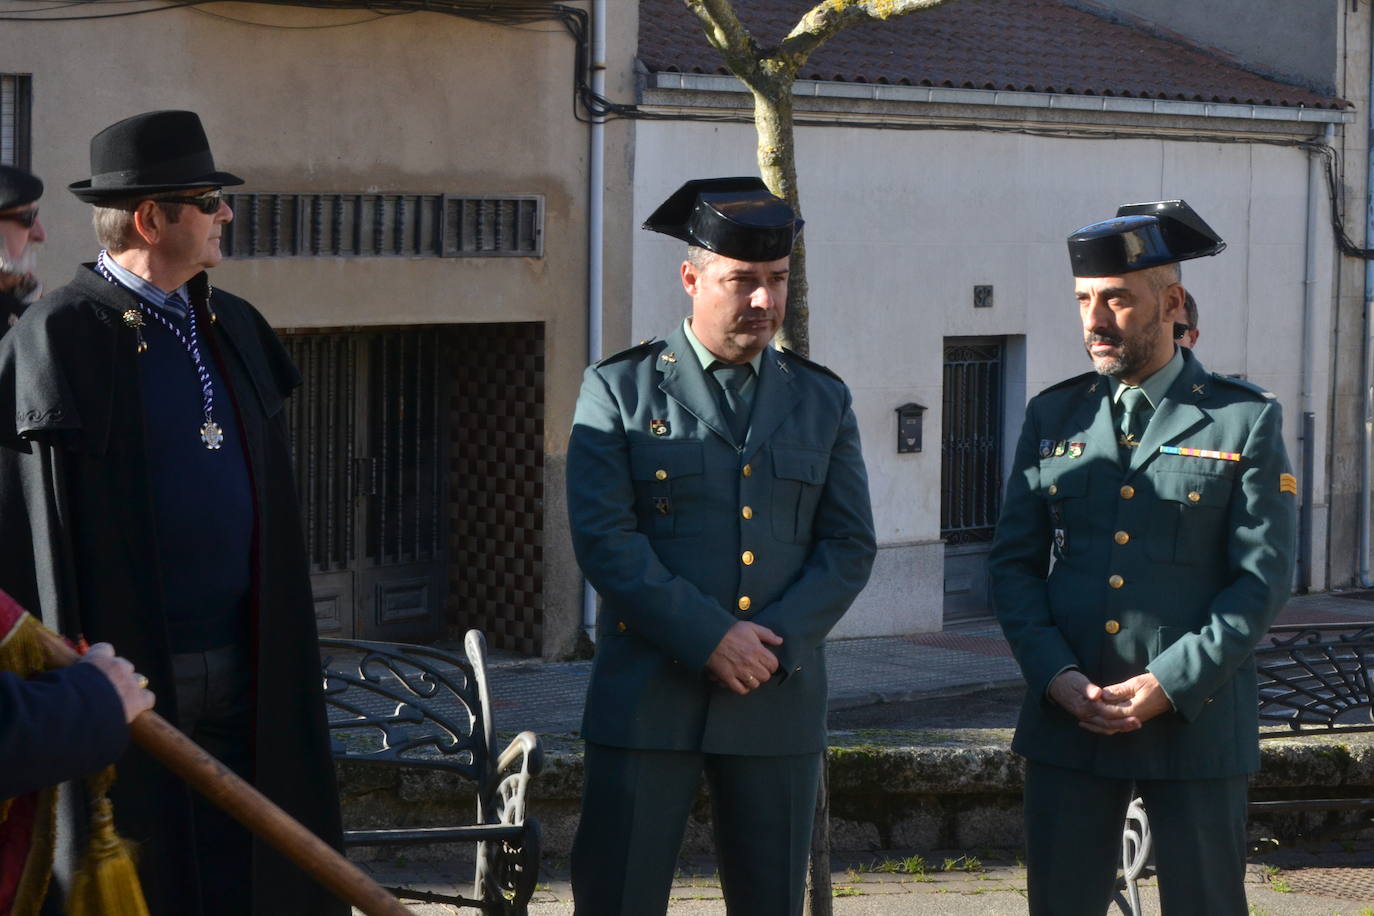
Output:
top-left (566, 177), bottom-right (876, 915)
top-left (989, 200), bottom-right (1297, 915)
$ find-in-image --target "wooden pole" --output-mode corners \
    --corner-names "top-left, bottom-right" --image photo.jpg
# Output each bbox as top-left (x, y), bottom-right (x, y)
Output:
top-left (40, 630), bottom-right (411, 916)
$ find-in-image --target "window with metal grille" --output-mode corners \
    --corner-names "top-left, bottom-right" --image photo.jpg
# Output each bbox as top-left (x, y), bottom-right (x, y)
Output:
top-left (1, 75), bottom-right (32, 169)
top-left (221, 193), bottom-right (542, 259)
top-left (941, 339), bottom-right (1005, 545)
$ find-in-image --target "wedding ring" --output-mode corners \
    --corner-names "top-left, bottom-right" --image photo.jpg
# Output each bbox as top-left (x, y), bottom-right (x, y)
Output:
top-left (136, 674), bottom-right (150, 690)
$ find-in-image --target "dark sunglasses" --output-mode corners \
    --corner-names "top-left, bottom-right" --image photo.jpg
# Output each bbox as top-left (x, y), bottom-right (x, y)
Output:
top-left (0, 208), bottom-right (39, 228)
top-left (154, 191), bottom-right (223, 215)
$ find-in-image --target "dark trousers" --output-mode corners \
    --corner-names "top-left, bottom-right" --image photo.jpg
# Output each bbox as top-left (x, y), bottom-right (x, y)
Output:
top-left (1024, 761), bottom-right (1250, 916)
top-left (571, 744), bottom-right (821, 916)
top-left (172, 644), bottom-right (255, 916)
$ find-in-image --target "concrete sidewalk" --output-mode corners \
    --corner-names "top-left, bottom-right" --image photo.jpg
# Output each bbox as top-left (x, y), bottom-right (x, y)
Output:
top-left (482, 589), bottom-right (1374, 740)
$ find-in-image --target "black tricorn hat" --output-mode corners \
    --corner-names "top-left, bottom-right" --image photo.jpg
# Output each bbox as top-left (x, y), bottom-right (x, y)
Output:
top-left (643, 177), bottom-right (802, 262)
top-left (0, 165), bottom-right (42, 212)
top-left (1067, 199), bottom-right (1225, 277)
top-left (68, 110), bottom-right (244, 203)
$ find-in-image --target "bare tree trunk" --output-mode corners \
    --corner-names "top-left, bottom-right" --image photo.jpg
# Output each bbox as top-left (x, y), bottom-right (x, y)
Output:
top-left (804, 756), bottom-right (833, 916)
top-left (751, 80), bottom-right (810, 357)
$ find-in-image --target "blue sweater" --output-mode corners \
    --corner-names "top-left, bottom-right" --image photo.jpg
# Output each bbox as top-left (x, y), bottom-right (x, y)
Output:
top-left (136, 305), bottom-right (253, 652)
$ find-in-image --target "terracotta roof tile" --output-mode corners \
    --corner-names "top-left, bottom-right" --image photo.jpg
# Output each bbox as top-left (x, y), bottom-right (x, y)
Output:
top-left (638, 0), bottom-right (1347, 109)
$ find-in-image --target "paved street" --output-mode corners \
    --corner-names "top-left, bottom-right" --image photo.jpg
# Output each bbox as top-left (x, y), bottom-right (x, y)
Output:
top-left (357, 842), bottom-right (1374, 915)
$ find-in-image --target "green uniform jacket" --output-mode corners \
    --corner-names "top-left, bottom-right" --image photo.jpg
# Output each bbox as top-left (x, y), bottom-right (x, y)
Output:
top-left (989, 348), bottom-right (1297, 780)
top-left (567, 325), bottom-right (876, 756)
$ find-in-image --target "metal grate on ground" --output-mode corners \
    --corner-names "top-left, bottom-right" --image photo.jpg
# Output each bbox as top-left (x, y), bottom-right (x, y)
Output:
top-left (1268, 866), bottom-right (1374, 901)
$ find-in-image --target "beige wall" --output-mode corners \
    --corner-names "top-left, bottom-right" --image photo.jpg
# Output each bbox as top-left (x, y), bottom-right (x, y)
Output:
top-left (3, 2), bottom-right (611, 656)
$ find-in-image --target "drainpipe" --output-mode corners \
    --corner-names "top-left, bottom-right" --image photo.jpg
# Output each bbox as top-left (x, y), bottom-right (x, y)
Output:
top-left (1297, 126), bottom-right (1329, 593)
top-left (583, 0), bottom-right (608, 638)
top-left (1363, 9), bottom-right (1374, 588)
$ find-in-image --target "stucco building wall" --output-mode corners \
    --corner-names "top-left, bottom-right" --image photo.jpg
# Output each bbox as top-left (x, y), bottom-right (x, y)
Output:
top-left (633, 103), bottom-right (1333, 635)
top-left (0, 2), bottom-right (610, 656)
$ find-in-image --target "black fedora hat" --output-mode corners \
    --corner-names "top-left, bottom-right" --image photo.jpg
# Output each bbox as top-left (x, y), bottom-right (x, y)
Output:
top-left (68, 110), bottom-right (243, 203)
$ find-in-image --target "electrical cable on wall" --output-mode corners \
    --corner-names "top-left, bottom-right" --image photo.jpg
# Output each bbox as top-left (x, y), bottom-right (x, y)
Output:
top-left (4, 0), bottom-right (1371, 256)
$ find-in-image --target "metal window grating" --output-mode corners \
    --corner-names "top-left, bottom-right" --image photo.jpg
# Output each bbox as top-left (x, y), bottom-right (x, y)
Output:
top-left (222, 193), bottom-right (543, 259)
top-left (1, 75), bottom-right (31, 169)
top-left (941, 340), bottom-right (1004, 545)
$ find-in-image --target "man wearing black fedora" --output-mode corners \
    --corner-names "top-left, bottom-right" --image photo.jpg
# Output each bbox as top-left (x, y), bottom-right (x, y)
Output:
top-left (0, 164), bottom-right (47, 330)
top-left (0, 110), bottom-right (345, 915)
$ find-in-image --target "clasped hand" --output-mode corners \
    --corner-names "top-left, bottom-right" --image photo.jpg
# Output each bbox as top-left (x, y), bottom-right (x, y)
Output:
top-left (706, 621), bottom-right (783, 695)
top-left (1048, 670), bottom-right (1171, 735)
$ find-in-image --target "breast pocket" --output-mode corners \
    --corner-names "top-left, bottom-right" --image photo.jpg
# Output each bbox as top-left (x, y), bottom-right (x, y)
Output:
top-left (771, 446), bottom-right (828, 543)
top-left (1147, 469), bottom-right (1233, 565)
top-left (1040, 467), bottom-right (1088, 560)
top-left (629, 443), bottom-right (705, 538)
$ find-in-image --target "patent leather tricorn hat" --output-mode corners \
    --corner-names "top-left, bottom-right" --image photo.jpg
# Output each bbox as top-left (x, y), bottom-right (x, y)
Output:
top-left (1067, 199), bottom-right (1225, 277)
top-left (643, 177), bottom-right (802, 262)
top-left (68, 110), bottom-right (244, 203)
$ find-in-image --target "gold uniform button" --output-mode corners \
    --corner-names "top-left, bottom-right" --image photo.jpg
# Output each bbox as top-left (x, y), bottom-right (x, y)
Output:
top-left (1187, 490), bottom-right (1201, 503)
top-left (738, 596), bottom-right (751, 611)
top-left (1120, 485), bottom-right (1135, 499)
top-left (616, 621), bottom-right (627, 633)
top-left (1108, 574), bottom-right (1124, 589)
top-left (1105, 619), bottom-right (1121, 635)
top-left (655, 469), bottom-right (667, 481)
top-left (1047, 484), bottom-right (1058, 496)
top-left (741, 550), bottom-right (755, 566)
top-left (742, 464), bottom-right (753, 478)
top-left (741, 506), bottom-right (753, 520)
top-left (1114, 531), bottom-right (1130, 545)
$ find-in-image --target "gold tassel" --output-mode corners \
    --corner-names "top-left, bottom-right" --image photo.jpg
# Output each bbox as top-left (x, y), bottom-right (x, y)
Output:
top-left (0, 597), bottom-right (150, 915)
top-left (66, 770), bottom-right (149, 916)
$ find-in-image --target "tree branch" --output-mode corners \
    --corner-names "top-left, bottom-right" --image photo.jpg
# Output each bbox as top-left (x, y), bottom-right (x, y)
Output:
top-left (682, 0), bottom-right (764, 85)
top-left (780, 0), bottom-right (956, 70)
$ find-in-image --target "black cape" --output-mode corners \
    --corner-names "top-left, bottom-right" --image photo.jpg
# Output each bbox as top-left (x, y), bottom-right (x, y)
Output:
top-left (0, 266), bottom-right (345, 915)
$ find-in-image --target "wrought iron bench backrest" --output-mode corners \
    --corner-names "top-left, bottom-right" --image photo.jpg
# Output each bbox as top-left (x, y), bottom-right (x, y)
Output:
top-left (319, 631), bottom-right (497, 788)
top-left (1256, 622), bottom-right (1374, 735)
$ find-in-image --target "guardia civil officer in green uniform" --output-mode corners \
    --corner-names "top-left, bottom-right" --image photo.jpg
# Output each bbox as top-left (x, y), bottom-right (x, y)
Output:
top-left (989, 201), bottom-right (1297, 916)
top-left (566, 177), bottom-right (876, 916)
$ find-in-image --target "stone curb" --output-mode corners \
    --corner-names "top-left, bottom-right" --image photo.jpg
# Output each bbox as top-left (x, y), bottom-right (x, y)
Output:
top-left (339, 731), bottom-right (1374, 861)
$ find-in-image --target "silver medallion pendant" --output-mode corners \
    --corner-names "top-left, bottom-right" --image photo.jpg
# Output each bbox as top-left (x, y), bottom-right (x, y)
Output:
top-left (201, 420), bottom-right (225, 450)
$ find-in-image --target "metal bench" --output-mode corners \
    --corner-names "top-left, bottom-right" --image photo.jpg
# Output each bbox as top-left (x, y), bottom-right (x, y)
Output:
top-left (1118, 621), bottom-right (1374, 915)
top-left (321, 630), bottom-right (544, 915)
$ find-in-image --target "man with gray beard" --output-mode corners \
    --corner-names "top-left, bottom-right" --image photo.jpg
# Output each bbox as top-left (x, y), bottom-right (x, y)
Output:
top-left (989, 200), bottom-right (1296, 915)
top-left (0, 165), bottom-right (46, 330)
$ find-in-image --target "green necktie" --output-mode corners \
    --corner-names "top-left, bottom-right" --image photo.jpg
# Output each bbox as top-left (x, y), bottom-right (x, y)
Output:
top-left (713, 363), bottom-right (753, 444)
top-left (1118, 386), bottom-right (1149, 461)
